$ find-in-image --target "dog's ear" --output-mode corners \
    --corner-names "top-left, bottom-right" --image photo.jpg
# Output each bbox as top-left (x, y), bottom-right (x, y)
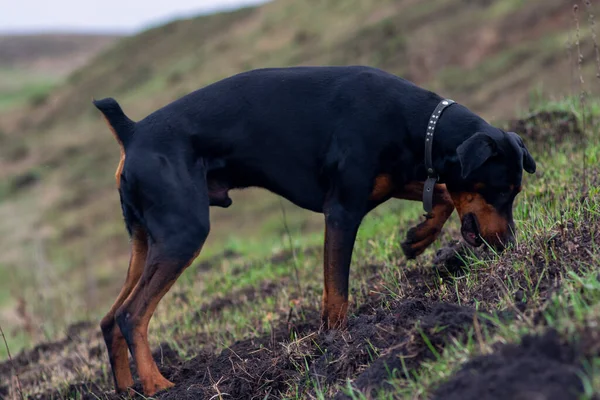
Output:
top-left (456, 132), bottom-right (497, 179)
top-left (507, 131), bottom-right (536, 174)
top-left (93, 97), bottom-right (135, 147)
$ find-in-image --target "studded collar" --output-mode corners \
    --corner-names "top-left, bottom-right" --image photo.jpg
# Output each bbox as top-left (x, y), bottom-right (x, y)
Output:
top-left (422, 99), bottom-right (456, 214)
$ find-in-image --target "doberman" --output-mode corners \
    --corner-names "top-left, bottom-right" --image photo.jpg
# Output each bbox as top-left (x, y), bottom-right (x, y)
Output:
top-left (93, 65), bottom-right (536, 395)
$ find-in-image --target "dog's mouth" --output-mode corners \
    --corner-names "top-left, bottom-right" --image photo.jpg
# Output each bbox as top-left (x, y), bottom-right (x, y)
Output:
top-left (461, 212), bottom-right (482, 247)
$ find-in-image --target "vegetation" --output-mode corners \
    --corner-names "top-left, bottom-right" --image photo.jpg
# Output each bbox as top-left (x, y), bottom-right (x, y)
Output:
top-left (0, 0), bottom-right (599, 399)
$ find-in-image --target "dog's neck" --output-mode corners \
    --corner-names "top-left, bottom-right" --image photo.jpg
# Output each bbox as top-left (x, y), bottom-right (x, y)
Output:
top-left (413, 100), bottom-right (492, 184)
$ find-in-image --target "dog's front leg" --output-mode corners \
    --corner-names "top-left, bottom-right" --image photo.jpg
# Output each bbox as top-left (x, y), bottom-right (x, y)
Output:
top-left (395, 182), bottom-right (455, 259)
top-left (322, 202), bottom-right (362, 330)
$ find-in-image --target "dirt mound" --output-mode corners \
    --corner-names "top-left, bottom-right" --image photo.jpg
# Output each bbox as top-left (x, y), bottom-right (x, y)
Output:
top-left (3, 215), bottom-right (598, 399)
top-left (506, 110), bottom-right (582, 146)
top-left (196, 281), bottom-right (281, 315)
top-left (333, 302), bottom-right (493, 399)
top-left (0, 321), bottom-right (105, 399)
top-left (433, 330), bottom-right (588, 400)
top-left (4, 292), bottom-right (489, 399)
top-left (152, 299), bottom-right (485, 399)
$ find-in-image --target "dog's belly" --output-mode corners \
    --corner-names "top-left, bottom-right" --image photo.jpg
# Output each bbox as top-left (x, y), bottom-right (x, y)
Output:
top-left (207, 162), bottom-right (327, 213)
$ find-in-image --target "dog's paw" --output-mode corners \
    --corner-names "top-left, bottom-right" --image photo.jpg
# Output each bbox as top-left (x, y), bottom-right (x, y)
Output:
top-left (402, 224), bottom-right (439, 259)
top-left (401, 240), bottom-right (419, 259)
top-left (402, 225), bottom-right (423, 259)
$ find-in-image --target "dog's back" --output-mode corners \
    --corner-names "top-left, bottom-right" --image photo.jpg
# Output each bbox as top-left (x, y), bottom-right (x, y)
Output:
top-left (130, 66), bottom-right (436, 210)
top-left (140, 65), bottom-right (429, 150)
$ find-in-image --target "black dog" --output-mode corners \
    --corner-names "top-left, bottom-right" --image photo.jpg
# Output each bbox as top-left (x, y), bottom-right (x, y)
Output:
top-left (93, 65), bottom-right (535, 395)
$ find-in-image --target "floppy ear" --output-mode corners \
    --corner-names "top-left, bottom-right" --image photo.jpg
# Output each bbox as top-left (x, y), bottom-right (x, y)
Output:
top-left (456, 132), bottom-right (496, 179)
top-left (508, 131), bottom-right (536, 174)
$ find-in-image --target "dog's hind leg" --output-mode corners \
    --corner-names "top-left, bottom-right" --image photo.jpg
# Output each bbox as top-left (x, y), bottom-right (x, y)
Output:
top-left (114, 212), bottom-right (208, 395)
top-left (115, 218), bottom-right (209, 395)
top-left (110, 168), bottom-right (211, 395)
top-left (395, 182), bottom-right (455, 258)
top-left (100, 227), bottom-right (147, 392)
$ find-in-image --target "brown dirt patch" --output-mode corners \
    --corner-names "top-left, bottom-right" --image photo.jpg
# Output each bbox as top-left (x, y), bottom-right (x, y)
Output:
top-left (196, 280), bottom-right (281, 316)
top-left (433, 329), bottom-right (597, 400)
top-left (1, 289), bottom-right (492, 399)
top-left (506, 110), bottom-right (582, 146)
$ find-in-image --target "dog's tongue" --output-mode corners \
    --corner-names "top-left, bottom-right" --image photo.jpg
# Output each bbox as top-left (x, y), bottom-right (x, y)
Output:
top-left (461, 213), bottom-right (482, 247)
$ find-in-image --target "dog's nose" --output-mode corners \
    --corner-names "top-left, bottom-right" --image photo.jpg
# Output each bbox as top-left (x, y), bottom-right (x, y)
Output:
top-left (505, 222), bottom-right (516, 246)
top-left (489, 230), bottom-right (514, 252)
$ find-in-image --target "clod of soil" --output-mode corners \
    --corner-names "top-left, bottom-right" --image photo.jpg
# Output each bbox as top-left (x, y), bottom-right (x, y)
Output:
top-left (334, 302), bottom-right (494, 399)
top-left (506, 110), bottom-right (581, 145)
top-left (430, 239), bottom-right (491, 276)
top-left (433, 330), bottom-right (587, 400)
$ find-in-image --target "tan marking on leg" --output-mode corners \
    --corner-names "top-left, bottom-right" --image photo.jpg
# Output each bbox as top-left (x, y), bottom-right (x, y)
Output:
top-left (324, 291), bottom-right (349, 330)
top-left (101, 229), bottom-right (147, 392)
top-left (395, 182), bottom-right (455, 257)
top-left (321, 224), bottom-right (354, 330)
top-left (122, 247), bottom-right (203, 396)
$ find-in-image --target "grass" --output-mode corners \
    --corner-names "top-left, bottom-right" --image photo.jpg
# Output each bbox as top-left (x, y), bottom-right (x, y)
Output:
top-left (10, 94), bottom-right (589, 398)
top-left (6, 96), bottom-right (595, 392)
top-left (2, 1), bottom-right (598, 358)
top-left (1, 1), bottom-right (600, 398)
top-left (0, 68), bottom-right (57, 110)
top-left (378, 268), bottom-right (600, 399)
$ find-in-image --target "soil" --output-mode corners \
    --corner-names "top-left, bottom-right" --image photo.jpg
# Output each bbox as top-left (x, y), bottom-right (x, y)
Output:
top-left (505, 109), bottom-right (582, 146)
top-left (434, 330), bottom-right (596, 400)
top-left (1, 217), bottom-right (598, 399)
top-left (3, 296), bottom-right (489, 400)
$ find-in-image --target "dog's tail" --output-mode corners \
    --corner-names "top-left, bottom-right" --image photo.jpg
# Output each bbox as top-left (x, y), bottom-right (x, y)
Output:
top-left (92, 97), bottom-right (135, 147)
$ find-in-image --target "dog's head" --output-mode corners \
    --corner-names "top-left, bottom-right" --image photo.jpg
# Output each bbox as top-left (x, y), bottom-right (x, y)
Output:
top-left (445, 129), bottom-right (536, 250)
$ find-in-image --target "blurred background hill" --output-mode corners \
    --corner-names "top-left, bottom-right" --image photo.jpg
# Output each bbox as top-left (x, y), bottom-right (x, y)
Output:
top-left (1, 0), bottom-right (599, 356)
top-left (0, 34), bottom-right (119, 110)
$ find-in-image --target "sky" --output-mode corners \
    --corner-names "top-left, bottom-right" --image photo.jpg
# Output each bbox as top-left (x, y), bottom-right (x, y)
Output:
top-left (1, 0), bottom-right (270, 34)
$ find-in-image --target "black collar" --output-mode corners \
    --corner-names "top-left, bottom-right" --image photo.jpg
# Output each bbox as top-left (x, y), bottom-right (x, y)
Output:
top-left (422, 99), bottom-right (456, 213)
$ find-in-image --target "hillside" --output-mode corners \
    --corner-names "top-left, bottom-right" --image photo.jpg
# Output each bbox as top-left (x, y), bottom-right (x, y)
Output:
top-left (1, 97), bottom-right (599, 398)
top-left (0, 34), bottom-right (119, 110)
top-left (0, 1), bottom-right (599, 396)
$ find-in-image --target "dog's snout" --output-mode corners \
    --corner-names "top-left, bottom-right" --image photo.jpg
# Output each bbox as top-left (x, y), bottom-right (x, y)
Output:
top-left (486, 228), bottom-right (514, 251)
